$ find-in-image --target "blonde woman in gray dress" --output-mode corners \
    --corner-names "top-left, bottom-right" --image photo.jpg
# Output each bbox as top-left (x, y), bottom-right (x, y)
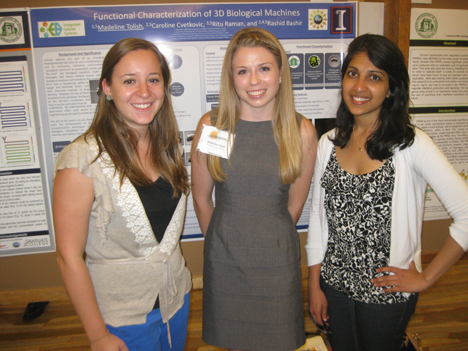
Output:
top-left (191, 27), bottom-right (317, 351)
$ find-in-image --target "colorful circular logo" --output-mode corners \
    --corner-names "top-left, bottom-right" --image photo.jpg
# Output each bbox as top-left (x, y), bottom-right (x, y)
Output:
top-left (288, 55), bottom-right (300, 69)
top-left (314, 15), bottom-right (323, 26)
top-left (308, 9), bottom-right (328, 30)
top-left (309, 55), bottom-right (321, 68)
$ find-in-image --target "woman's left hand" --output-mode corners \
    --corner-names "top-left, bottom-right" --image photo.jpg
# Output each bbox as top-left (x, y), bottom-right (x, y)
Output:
top-left (372, 262), bottom-right (430, 293)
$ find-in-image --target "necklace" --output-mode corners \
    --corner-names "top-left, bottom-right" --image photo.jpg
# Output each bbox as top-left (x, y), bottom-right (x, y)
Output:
top-left (353, 132), bottom-right (365, 151)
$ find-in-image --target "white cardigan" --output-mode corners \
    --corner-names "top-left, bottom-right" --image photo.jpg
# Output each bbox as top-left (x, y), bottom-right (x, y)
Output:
top-left (306, 128), bottom-right (468, 272)
top-left (53, 136), bottom-right (191, 328)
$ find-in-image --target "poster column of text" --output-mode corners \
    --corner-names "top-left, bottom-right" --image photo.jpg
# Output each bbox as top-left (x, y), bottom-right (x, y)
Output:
top-left (409, 8), bottom-right (468, 220)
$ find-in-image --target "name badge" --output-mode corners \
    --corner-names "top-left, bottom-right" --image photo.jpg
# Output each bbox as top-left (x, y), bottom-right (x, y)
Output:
top-left (197, 125), bottom-right (234, 159)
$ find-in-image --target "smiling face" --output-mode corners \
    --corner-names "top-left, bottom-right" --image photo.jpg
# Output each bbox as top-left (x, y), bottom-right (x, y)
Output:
top-left (102, 49), bottom-right (165, 135)
top-left (342, 51), bottom-right (390, 123)
top-left (232, 46), bottom-right (281, 120)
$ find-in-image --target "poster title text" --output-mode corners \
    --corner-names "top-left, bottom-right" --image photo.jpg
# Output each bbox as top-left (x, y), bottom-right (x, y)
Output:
top-left (93, 9), bottom-right (301, 21)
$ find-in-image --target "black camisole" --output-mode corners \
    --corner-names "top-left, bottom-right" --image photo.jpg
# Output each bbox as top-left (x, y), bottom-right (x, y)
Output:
top-left (133, 177), bottom-right (181, 309)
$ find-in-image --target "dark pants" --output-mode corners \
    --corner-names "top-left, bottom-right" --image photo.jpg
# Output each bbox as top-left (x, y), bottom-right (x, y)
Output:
top-left (321, 278), bottom-right (418, 351)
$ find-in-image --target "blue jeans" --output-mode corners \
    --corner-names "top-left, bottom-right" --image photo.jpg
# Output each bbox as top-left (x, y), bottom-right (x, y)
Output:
top-left (107, 292), bottom-right (190, 351)
top-left (321, 278), bottom-right (418, 351)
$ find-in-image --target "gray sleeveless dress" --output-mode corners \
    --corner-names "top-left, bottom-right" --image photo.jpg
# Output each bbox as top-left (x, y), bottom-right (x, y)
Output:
top-left (202, 117), bottom-right (305, 351)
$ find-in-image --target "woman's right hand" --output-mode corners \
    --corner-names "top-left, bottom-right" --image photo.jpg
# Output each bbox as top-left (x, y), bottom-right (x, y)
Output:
top-left (90, 332), bottom-right (129, 351)
top-left (308, 287), bottom-right (329, 328)
top-left (307, 264), bottom-right (329, 329)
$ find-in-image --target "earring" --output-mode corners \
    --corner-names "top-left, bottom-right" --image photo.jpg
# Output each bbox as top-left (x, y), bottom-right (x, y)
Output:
top-left (106, 94), bottom-right (113, 101)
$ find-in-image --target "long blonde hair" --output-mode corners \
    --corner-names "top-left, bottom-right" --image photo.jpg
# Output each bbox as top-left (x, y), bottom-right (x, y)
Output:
top-left (85, 38), bottom-right (189, 196)
top-left (205, 27), bottom-right (302, 184)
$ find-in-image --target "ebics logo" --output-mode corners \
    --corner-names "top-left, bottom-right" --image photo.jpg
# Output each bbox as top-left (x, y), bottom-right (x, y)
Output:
top-left (415, 13), bottom-right (438, 39)
top-left (38, 20), bottom-right (86, 38)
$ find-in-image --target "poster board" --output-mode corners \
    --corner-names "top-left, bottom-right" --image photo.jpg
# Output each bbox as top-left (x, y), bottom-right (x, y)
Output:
top-left (0, 2), bottom-right (357, 256)
top-left (0, 9), bottom-right (52, 256)
top-left (409, 8), bottom-right (468, 220)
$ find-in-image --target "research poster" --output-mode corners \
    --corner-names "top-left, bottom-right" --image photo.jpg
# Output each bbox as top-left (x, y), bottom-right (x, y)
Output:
top-left (409, 8), bottom-right (468, 220)
top-left (30, 2), bottom-right (356, 242)
top-left (1, 2), bottom-right (356, 255)
top-left (0, 10), bottom-right (53, 256)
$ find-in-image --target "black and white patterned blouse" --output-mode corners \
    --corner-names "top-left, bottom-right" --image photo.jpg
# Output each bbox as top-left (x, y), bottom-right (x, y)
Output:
top-left (321, 148), bottom-right (408, 304)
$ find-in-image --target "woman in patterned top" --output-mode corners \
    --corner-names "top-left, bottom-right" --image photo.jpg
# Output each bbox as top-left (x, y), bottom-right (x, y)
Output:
top-left (53, 38), bottom-right (191, 351)
top-left (306, 34), bottom-right (468, 351)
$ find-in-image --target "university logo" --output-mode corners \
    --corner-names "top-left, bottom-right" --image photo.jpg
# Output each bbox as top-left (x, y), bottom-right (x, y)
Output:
top-left (331, 6), bottom-right (353, 34)
top-left (415, 13), bottom-right (438, 39)
top-left (308, 9), bottom-right (328, 30)
top-left (0, 16), bottom-right (23, 44)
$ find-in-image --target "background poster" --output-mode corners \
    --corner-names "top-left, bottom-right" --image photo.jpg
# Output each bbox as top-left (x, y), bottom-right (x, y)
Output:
top-left (29, 2), bottom-right (356, 242)
top-left (1, 2), bottom-right (356, 256)
top-left (409, 8), bottom-right (468, 220)
top-left (0, 10), bottom-right (53, 256)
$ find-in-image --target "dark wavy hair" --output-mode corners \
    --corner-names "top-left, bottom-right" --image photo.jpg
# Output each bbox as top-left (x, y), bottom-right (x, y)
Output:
top-left (85, 38), bottom-right (189, 195)
top-left (331, 34), bottom-right (415, 160)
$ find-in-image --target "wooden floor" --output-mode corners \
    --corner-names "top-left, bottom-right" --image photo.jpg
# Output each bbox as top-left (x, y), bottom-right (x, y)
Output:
top-left (1, 260), bottom-right (467, 351)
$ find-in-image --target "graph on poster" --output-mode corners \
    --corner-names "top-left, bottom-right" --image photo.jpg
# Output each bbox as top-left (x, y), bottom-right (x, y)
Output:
top-left (0, 102), bottom-right (31, 129)
top-left (2, 136), bottom-right (35, 164)
top-left (0, 64), bottom-right (28, 94)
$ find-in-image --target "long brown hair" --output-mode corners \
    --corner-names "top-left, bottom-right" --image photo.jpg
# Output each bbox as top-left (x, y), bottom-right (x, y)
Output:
top-left (85, 38), bottom-right (189, 196)
top-left (206, 27), bottom-right (302, 184)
